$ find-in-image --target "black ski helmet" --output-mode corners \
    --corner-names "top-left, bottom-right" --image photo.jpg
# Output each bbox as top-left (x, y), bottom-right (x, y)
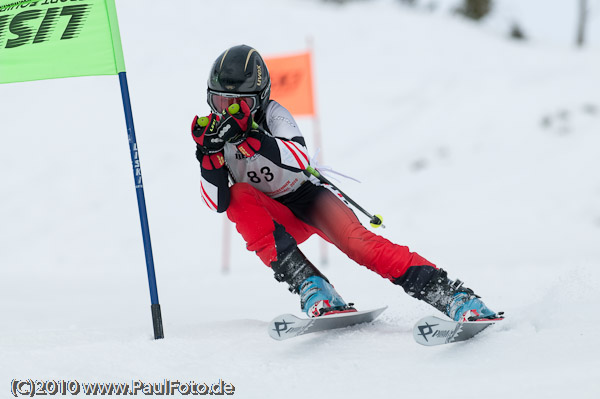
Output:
top-left (207, 45), bottom-right (271, 115)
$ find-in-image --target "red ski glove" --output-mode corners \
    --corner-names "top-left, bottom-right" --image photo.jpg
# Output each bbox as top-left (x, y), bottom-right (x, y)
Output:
top-left (218, 100), bottom-right (253, 145)
top-left (235, 133), bottom-right (262, 158)
top-left (191, 113), bottom-right (224, 155)
top-left (191, 100), bottom-right (253, 154)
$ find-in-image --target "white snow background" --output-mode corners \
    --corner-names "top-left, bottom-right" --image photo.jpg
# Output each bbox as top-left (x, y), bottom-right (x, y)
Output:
top-left (1, 0), bottom-right (600, 397)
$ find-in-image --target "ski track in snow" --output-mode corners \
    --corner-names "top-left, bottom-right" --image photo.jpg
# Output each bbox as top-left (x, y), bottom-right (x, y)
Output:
top-left (1, 0), bottom-right (600, 398)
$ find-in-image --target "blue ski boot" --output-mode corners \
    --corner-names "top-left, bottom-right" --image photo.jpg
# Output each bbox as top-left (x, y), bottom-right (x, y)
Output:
top-left (269, 244), bottom-right (356, 318)
top-left (447, 292), bottom-right (498, 321)
top-left (299, 276), bottom-right (356, 318)
top-left (418, 269), bottom-right (502, 321)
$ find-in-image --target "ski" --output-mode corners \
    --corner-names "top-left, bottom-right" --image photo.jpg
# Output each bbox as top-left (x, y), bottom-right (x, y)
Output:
top-left (413, 315), bottom-right (502, 346)
top-left (268, 307), bottom-right (387, 341)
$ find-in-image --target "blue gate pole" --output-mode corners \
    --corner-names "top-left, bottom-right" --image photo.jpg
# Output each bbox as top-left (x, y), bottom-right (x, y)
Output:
top-left (118, 71), bottom-right (164, 339)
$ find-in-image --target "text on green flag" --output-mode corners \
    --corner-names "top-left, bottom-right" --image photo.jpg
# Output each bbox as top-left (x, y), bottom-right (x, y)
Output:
top-left (0, 0), bottom-right (125, 84)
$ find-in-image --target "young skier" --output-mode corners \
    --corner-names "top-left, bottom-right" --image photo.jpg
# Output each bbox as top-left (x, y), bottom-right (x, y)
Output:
top-left (192, 44), bottom-right (500, 321)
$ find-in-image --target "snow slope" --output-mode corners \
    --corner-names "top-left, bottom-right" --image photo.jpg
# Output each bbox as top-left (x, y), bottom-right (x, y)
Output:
top-left (1, 0), bottom-right (600, 397)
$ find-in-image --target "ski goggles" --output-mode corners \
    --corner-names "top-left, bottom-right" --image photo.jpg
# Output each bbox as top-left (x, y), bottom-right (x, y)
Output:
top-left (207, 90), bottom-right (259, 114)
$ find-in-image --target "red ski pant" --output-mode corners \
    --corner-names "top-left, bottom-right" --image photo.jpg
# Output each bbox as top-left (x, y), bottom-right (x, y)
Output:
top-left (226, 183), bottom-right (435, 282)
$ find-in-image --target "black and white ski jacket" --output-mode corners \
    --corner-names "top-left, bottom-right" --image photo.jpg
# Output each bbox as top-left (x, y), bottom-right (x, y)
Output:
top-left (199, 100), bottom-right (315, 213)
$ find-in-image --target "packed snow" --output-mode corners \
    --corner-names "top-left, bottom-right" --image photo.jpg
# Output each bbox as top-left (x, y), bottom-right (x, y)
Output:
top-left (1, 0), bottom-right (600, 398)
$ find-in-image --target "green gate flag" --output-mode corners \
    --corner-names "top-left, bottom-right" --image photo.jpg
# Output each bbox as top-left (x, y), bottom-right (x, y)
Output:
top-left (0, 0), bottom-right (125, 84)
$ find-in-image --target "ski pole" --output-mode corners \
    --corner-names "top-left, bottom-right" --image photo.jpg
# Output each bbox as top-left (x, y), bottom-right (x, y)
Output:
top-left (249, 114), bottom-right (384, 228)
top-left (302, 165), bottom-right (385, 229)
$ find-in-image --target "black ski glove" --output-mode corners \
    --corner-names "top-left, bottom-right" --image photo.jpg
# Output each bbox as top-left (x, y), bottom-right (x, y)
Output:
top-left (191, 113), bottom-right (225, 155)
top-left (191, 100), bottom-right (253, 154)
top-left (217, 100), bottom-right (253, 145)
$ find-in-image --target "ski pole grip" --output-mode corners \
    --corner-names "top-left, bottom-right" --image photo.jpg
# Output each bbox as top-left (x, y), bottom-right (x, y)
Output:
top-left (370, 214), bottom-right (385, 229)
top-left (197, 116), bottom-right (209, 128)
top-left (305, 165), bottom-right (321, 178)
top-left (226, 103), bottom-right (259, 132)
top-left (227, 103), bottom-right (240, 114)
